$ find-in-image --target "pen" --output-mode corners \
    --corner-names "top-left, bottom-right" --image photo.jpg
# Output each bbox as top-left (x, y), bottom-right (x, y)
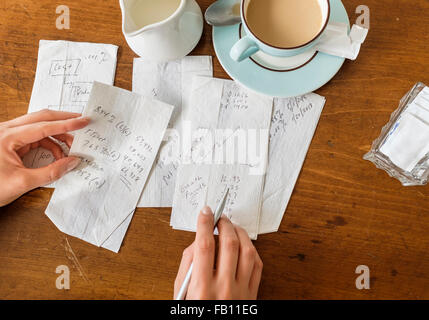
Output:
top-left (175, 188), bottom-right (230, 300)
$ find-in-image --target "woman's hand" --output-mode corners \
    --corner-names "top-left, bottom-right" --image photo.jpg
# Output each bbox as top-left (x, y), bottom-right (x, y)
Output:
top-left (174, 207), bottom-right (263, 300)
top-left (0, 109), bottom-right (90, 207)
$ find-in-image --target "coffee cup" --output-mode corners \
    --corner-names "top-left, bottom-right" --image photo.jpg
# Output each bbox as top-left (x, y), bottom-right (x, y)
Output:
top-left (230, 0), bottom-right (330, 62)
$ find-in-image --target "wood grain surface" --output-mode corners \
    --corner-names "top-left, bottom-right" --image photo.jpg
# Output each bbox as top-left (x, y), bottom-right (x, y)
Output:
top-left (1, 0), bottom-right (429, 299)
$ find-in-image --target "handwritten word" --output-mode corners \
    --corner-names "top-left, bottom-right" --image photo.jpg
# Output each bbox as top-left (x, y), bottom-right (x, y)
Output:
top-left (71, 83), bottom-right (92, 102)
top-left (270, 108), bottom-right (288, 140)
top-left (292, 102), bottom-right (313, 124)
top-left (162, 164), bottom-right (179, 187)
top-left (84, 129), bottom-right (107, 143)
top-left (180, 176), bottom-right (207, 208)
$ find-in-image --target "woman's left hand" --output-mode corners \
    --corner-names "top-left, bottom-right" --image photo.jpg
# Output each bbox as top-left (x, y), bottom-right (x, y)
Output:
top-left (0, 109), bottom-right (90, 207)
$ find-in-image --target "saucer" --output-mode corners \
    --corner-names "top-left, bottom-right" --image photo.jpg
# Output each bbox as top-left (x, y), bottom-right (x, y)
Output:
top-left (213, 0), bottom-right (350, 97)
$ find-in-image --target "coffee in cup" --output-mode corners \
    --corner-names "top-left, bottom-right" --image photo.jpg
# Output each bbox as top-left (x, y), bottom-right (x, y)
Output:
top-left (246, 0), bottom-right (324, 48)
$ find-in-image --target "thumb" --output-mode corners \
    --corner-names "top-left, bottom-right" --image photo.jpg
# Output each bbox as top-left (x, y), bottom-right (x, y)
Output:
top-left (24, 156), bottom-right (81, 189)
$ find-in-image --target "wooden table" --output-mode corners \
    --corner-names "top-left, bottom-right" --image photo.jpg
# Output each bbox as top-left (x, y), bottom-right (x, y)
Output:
top-left (1, 0), bottom-right (429, 300)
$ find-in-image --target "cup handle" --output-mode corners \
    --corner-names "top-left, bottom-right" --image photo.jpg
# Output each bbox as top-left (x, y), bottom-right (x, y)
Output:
top-left (230, 36), bottom-right (259, 62)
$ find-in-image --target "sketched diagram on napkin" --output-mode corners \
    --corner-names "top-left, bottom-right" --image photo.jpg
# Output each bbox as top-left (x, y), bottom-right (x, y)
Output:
top-left (24, 40), bottom-right (118, 172)
top-left (49, 58), bottom-right (81, 76)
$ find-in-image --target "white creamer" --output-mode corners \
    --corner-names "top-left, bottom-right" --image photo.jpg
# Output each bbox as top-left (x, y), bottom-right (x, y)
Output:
top-left (130, 0), bottom-right (182, 29)
top-left (120, 0), bottom-right (203, 61)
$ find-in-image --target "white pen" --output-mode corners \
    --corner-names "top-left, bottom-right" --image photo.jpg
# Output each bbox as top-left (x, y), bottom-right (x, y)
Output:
top-left (175, 188), bottom-right (230, 300)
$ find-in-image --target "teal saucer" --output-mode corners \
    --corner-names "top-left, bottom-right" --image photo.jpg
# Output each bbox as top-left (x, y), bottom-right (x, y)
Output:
top-left (213, 0), bottom-right (350, 97)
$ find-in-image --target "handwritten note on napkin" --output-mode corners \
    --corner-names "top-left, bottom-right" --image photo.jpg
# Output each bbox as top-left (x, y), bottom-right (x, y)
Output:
top-left (133, 56), bottom-right (213, 207)
top-left (260, 94), bottom-right (326, 234)
top-left (24, 40), bottom-right (118, 171)
top-left (45, 82), bottom-right (173, 252)
top-left (171, 77), bottom-right (273, 239)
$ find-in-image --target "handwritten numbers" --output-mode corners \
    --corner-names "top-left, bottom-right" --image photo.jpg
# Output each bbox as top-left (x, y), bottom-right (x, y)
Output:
top-left (55, 265), bottom-right (70, 290)
top-left (135, 136), bottom-right (153, 153)
top-left (355, 5), bottom-right (370, 29)
top-left (85, 52), bottom-right (107, 64)
top-left (56, 5), bottom-right (70, 30)
top-left (219, 175), bottom-right (241, 216)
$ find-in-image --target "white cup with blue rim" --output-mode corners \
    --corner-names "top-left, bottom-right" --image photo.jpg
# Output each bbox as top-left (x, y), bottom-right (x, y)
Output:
top-left (230, 0), bottom-right (331, 62)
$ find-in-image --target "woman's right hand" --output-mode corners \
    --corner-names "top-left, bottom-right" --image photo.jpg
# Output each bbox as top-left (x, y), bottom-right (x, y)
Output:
top-left (174, 207), bottom-right (263, 300)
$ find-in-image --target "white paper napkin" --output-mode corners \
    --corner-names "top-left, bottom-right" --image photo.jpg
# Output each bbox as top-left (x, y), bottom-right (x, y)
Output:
top-left (46, 82), bottom-right (173, 252)
top-left (23, 40), bottom-right (118, 175)
top-left (171, 77), bottom-right (273, 239)
top-left (133, 56), bottom-right (213, 207)
top-left (316, 22), bottom-right (368, 60)
top-left (260, 94), bottom-right (326, 234)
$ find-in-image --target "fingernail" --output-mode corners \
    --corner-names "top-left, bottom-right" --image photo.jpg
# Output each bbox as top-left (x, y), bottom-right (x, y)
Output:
top-left (66, 157), bottom-right (81, 172)
top-left (75, 117), bottom-right (91, 124)
top-left (201, 206), bottom-right (213, 216)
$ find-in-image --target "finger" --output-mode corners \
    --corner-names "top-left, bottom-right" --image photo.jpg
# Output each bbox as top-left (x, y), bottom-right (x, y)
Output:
top-left (235, 226), bottom-right (257, 284)
top-left (174, 243), bottom-right (194, 298)
top-left (52, 133), bottom-right (74, 149)
top-left (5, 117), bottom-right (90, 149)
top-left (248, 251), bottom-right (263, 299)
top-left (21, 156), bottom-right (81, 189)
top-left (216, 216), bottom-right (239, 281)
top-left (2, 110), bottom-right (81, 128)
top-left (192, 207), bottom-right (215, 286)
